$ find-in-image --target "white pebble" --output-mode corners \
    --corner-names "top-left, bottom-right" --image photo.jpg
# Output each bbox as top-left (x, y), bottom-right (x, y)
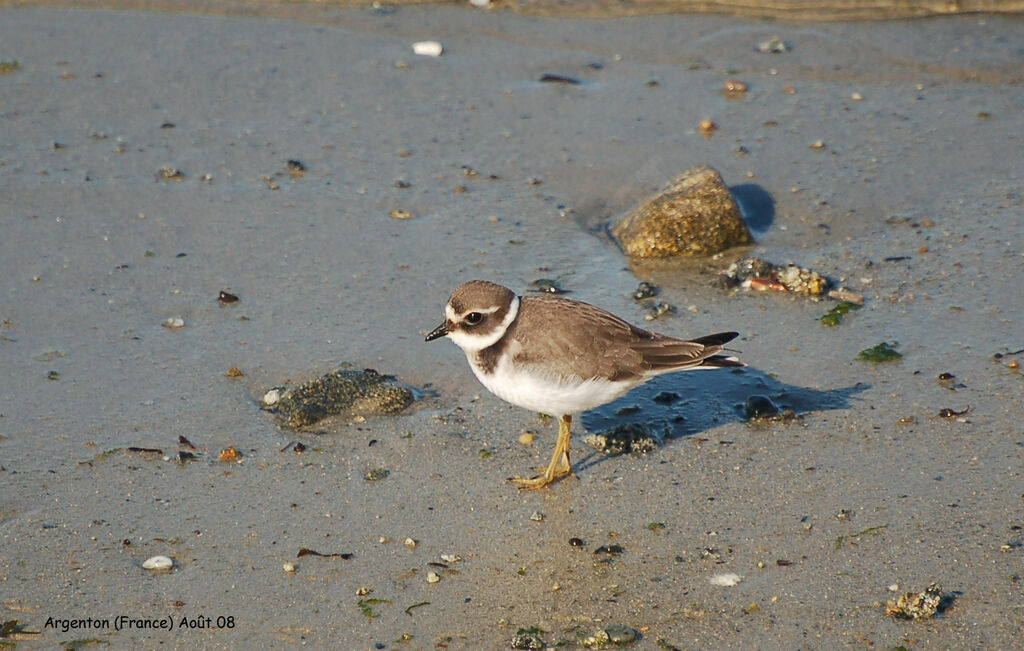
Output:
top-left (142, 555), bottom-right (173, 570)
top-left (888, 583), bottom-right (900, 592)
top-left (162, 317), bottom-right (185, 329)
top-left (282, 562), bottom-right (296, 573)
top-left (469, 0), bottom-right (490, 6)
top-left (709, 572), bottom-right (743, 587)
top-left (404, 537), bottom-right (417, 549)
top-left (412, 41), bottom-right (443, 57)
top-left (426, 571), bottom-right (440, 583)
top-left (262, 389), bottom-right (281, 406)
top-left (440, 553), bottom-right (461, 564)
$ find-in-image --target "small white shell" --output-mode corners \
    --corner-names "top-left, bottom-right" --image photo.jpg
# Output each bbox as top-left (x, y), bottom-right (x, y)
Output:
top-left (404, 537), bottom-right (417, 549)
top-left (440, 553), bottom-right (461, 564)
top-left (709, 572), bottom-right (743, 587)
top-left (282, 562), bottom-right (296, 573)
top-left (426, 571), bottom-right (440, 583)
top-left (262, 389), bottom-right (281, 406)
top-left (162, 317), bottom-right (185, 329)
top-left (142, 555), bottom-right (174, 571)
top-left (412, 41), bottom-right (443, 57)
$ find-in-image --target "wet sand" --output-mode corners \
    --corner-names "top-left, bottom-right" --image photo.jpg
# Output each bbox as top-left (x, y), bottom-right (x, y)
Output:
top-left (1, 2), bottom-right (1022, 648)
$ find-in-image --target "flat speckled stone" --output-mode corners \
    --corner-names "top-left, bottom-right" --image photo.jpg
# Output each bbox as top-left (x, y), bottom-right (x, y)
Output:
top-left (611, 165), bottom-right (752, 258)
top-left (271, 368), bottom-right (414, 428)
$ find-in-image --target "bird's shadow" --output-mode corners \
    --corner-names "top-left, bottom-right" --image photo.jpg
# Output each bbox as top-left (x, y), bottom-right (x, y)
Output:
top-left (576, 367), bottom-right (867, 472)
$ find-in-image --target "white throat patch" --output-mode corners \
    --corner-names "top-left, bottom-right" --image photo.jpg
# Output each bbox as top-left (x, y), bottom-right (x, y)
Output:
top-left (446, 296), bottom-right (520, 354)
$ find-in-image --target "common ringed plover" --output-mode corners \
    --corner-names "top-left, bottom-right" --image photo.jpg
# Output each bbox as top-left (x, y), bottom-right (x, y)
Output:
top-left (426, 280), bottom-right (744, 489)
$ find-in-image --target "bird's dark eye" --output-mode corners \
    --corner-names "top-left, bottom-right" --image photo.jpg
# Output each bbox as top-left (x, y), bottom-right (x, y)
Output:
top-left (465, 312), bottom-right (483, 325)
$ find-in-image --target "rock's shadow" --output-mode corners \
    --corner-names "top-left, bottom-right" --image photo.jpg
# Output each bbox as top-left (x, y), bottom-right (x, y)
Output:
top-left (731, 183), bottom-right (775, 234)
top-left (576, 367), bottom-right (866, 470)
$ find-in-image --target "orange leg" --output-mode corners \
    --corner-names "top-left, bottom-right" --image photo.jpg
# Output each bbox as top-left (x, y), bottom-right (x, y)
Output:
top-left (512, 414), bottom-right (575, 490)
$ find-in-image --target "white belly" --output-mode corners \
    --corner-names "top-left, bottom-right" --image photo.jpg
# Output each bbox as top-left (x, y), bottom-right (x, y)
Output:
top-left (467, 353), bottom-right (635, 416)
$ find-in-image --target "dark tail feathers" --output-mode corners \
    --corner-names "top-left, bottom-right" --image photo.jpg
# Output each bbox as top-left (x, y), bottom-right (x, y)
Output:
top-left (690, 331), bottom-right (739, 347)
top-left (695, 332), bottom-right (745, 368)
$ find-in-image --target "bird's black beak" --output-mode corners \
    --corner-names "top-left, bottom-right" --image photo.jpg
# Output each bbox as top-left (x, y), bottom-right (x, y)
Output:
top-left (425, 322), bottom-right (449, 342)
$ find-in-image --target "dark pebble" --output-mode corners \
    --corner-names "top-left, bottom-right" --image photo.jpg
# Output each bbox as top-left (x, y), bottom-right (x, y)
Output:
top-left (539, 73), bottom-right (580, 85)
top-left (744, 395), bottom-right (779, 419)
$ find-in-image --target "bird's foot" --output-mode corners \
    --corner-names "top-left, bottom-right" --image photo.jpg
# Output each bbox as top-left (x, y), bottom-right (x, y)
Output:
top-left (511, 467), bottom-right (575, 491)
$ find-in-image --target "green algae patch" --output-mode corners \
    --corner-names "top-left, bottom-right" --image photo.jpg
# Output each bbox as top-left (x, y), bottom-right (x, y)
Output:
top-left (820, 301), bottom-right (861, 327)
top-left (358, 598), bottom-right (391, 619)
top-left (857, 342), bottom-right (902, 363)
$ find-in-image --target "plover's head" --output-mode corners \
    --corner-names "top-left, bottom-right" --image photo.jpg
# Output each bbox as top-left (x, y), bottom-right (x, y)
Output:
top-left (425, 280), bottom-right (519, 353)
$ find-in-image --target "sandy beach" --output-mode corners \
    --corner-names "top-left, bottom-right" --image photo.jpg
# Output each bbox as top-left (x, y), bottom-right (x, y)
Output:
top-left (1, 1), bottom-right (1022, 648)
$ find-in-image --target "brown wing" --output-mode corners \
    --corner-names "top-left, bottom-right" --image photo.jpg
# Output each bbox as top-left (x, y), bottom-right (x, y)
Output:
top-left (509, 296), bottom-right (738, 382)
top-left (631, 333), bottom-right (740, 375)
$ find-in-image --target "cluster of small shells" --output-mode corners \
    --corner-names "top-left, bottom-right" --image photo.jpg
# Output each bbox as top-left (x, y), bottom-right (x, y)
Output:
top-left (723, 257), bottom-right (829, 296)
top-left (885, 582), bottom-right (942, 619)
top-left (643, 301), bottom-right (675, 321)
top-left (774, 262), bottom-right (828, 295)
top-left (581, 625), bottom-right (637, 646)
top-left (584, 423), bottom-right (661, 455)
top-left (157, 166), bottom-right (184, 182)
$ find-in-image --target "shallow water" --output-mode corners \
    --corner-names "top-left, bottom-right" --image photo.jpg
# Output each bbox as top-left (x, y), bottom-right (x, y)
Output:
top-left (16, 0), bottom-right (1024, 20)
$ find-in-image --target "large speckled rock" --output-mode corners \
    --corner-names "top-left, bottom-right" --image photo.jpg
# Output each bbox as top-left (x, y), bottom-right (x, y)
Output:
top-left (611, 165), bottom-right (752, 258)
top-left (270, 368), bottom-right (414, 428)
